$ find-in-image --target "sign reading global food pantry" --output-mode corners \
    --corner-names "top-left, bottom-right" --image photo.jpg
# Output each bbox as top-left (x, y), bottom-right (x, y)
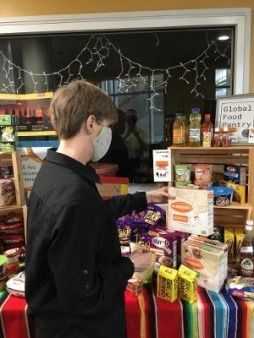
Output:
top-left (216, 94), bottom-right (254, 144)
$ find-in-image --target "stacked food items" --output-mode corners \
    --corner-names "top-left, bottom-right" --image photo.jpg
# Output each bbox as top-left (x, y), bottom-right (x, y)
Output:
top-left (173, 162), bottom-right (247, 206)
top-left (122, 201), bottom-right (254, 302)
top-left (0, 212), bottom-right (25, 292)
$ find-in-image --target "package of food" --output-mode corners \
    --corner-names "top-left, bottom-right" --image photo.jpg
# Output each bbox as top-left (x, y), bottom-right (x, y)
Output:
top-left (181, 239), bottom-right (228, 293)
top-left (226, 276), bottom-right (254, 301)
top-left (219, 180), bottom-right (246, 204)
top-left (224, 227), bottom-right (235, 259)
top-left (167, 188), bottom-right (214, 236)
top-left (234, 228), bottom-right (245, 260)
top-left (0, 179), bottom-right (15, 195)
top-left (157, 265), bottom-right (178, 302)
top-left (178, 264), bottom-right (197, 303)
top-left (126, 277), bottom-right (143, 295)
top-left (147, 228), bottom-right (178, 270)
top-left (174, 164), bottom-right (191, 182)
top-left (223, 164), bottom-right (247, 185)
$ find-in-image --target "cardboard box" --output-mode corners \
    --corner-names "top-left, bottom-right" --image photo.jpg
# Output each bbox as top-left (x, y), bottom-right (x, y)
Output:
top-left (178, 264), bottom-right (197, 303)
top-left (223, 164), bottom-right (247, 185)
top-left (167, 188), bottom-right (214, 236)
top-left (96, 176), bottom-right (129, 200)
top-left (147, 228), bottom-right (178, 269)
top-left (181, 239), bottom-right (227, 293)
top-left (157, 265), bottom-right (178, 302)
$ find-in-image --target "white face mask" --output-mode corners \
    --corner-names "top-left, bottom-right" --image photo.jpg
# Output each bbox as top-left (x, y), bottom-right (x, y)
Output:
top-left (91, 125), bottom-right (112, 162)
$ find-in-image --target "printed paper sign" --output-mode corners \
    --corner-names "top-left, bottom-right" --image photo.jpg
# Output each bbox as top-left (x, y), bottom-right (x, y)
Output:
top-left (153, 149), bottom-right (171, 182)
top-left (216, 94), bottom-right (254, 144)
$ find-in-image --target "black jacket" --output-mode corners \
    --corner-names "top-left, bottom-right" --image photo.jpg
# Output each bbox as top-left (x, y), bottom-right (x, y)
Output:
top-left (25, 149), bottom-right (147, 338)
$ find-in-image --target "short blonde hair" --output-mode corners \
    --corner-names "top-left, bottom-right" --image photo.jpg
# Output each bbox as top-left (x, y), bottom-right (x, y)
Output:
top-left (50, 80), bottom-right (117, 139)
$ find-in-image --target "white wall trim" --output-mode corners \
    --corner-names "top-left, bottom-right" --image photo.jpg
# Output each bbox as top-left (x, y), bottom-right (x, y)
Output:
top-left (0, 7), bottom-right (251, 93)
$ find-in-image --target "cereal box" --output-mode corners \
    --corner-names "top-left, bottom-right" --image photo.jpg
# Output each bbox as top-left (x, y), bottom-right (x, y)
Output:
top-left (167, 188), bottom-right (214, 236)
top-left (147, 228), bottom-right (178, 270)
top-left (181, 239), bottom-right (227, 293)
top-left (157, 265), bottom-right (178, 302)
top-left (178, 264), bottom-right (197, 303)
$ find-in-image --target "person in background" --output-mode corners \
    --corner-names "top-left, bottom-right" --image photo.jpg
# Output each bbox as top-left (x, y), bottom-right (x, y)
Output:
top-left (99, 108), bottom-right (130, 177)
top-left (122, 108), bottom-right (149, 181)
top-left (25, 79), bottom-right (174, 338)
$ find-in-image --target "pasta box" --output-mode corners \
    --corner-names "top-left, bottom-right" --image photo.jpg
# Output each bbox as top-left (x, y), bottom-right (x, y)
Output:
top-left (167, 188), bottom-right (214, 236)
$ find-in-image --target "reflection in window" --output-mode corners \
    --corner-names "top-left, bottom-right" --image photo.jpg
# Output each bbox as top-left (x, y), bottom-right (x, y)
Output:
top-left (215, 68), bottom-right (231, 98)
top-left (100, 74), bottom-right (164, 143)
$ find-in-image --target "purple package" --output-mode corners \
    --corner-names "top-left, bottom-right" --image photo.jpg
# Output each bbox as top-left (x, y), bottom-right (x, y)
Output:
top-left (147, 227), bottom-right (178, 270)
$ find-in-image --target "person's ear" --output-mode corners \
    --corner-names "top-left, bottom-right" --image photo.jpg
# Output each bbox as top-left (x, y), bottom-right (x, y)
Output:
top-left (85, 115), bottom-right (96, 134)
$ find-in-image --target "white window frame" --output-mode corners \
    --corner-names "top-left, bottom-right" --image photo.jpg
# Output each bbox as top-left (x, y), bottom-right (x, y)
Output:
top-left (0, 8), bottom-right (251, 94)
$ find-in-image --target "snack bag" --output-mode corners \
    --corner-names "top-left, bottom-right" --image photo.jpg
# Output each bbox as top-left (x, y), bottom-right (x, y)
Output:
top-left (226, 276), bottom-right (254, 301)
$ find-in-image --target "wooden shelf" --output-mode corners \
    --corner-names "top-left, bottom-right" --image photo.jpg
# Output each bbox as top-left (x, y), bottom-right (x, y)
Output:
top-left (169, 146), bottom-right (254, 226)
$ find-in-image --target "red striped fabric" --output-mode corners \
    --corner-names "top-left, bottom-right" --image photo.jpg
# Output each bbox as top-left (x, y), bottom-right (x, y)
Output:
top-left (0, 295), bottom-right (29, 338)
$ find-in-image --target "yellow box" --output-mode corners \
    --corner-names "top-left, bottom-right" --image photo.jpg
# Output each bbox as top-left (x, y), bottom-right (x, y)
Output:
top-left (157, 265), bottom-right (178, 302)
top-left (178, 264), bottom-right (197, 303)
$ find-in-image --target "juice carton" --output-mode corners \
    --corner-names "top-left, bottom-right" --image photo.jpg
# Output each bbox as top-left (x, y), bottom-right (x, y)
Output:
top-left (157, 265), bottom-right (178, 302)
top-left (178, 264), bottom-right (197, 303)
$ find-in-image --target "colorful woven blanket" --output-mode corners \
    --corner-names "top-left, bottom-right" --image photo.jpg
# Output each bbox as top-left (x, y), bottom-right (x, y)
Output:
top-left (0, 286), bottom-right (253, 338)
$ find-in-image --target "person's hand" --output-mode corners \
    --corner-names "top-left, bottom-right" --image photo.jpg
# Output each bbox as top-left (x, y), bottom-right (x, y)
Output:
top-left (129, 249), bottom-right (154, 272)
top-left (146, 186), bottom-right (175, 204)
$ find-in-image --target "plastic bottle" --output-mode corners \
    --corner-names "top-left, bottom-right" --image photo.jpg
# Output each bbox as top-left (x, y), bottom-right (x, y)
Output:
top-left (213, 127), bottom-right (221, 147)
top-left (201, 114), bottom-right (213, 147)
top-left (238, 220), bottom-right (254, 277)
top-left (172, 112), bottom-right (189, 147)
top-left (222, 126), bottom-right (229, 147)
top-left (188, 107), bottom-right (201, 146)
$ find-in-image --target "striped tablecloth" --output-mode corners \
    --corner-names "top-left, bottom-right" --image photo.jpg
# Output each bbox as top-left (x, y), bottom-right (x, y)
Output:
top-left (125, 286), bottom-right (254, 338)
top-left (0, 286), bottom-right (253, 338)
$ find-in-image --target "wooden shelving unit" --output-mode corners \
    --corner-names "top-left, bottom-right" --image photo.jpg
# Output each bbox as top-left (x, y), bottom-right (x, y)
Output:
top-left (0, 151), bottom-right (27, 244)
top-left (169, 146), bottom-right (254, 227)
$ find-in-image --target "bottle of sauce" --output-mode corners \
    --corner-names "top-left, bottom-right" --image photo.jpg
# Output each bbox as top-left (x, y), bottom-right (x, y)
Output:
top-left (222, 126), bottom-right (229, 147)
top-left (238, 220), bottom-right (254, 277)
top-left (188, 107), bottom-right (201, 146)
top-left (172, 112), bottom-right (189, 147)
top-left (213, 127), bottom-right (221, 147)
top-left (201, 114), bottom-right (213, 147)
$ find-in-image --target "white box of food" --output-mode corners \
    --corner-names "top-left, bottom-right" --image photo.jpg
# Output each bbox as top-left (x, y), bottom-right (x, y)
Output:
top-left (167, 188), bottom-right (214, 236)
top-left (181, 239), bottom-right (228, 293)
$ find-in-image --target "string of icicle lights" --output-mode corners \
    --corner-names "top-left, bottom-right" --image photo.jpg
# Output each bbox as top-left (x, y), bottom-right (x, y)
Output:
top-left (0, 34), bottom-right (230, 111)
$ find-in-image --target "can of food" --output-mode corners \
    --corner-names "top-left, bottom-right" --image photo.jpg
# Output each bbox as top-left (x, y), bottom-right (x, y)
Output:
top-left (174, 164), bottom-right (191, 182)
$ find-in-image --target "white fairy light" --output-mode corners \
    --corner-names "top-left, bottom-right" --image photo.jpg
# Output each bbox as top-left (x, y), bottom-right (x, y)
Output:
top-left (0, 34), bottom-right (230, 109)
